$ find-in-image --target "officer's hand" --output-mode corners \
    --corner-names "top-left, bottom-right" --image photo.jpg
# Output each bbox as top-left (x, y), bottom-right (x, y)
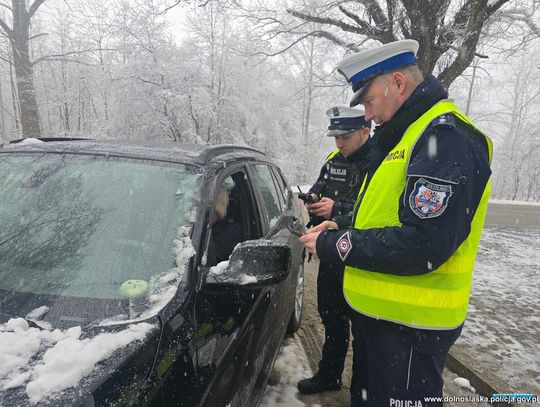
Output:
top-left (308, 220), bottom-right (338, 234)
top-left (307, 197), bottom-right (334, 219)
top-left (299, 231), bottom-right (320, 255)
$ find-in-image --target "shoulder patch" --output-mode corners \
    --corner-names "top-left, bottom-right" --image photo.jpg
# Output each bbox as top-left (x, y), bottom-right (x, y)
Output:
top-left (430, 114), bottom-right (456, 128)
top-left (335, 231), bottom-right (353, 261)
top-left (409, 178), bottom-right (453, 219)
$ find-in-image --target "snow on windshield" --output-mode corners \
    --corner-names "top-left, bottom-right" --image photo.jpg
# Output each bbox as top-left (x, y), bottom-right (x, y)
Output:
top-left (141, 225), bottom-right (195, 318)
top-left (0, 318), bottom-right (154, 404)
top-left (100, 225), bottom-right (196, 325)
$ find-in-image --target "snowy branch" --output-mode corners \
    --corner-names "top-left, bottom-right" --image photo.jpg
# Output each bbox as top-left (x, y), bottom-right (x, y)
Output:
top-left (32, 48), bottom-right (116, 65)
top-left (499, 8), bottom-right (540, 36)
top-left (0, 17), bottom-right (12, 37)
top-left (286, 9), bottom-right (367, 36)
top-left (28, 0), bottom-right (47, 19)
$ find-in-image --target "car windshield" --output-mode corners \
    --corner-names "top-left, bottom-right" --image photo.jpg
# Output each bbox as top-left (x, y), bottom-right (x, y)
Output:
top-left (0, 153), bottom-right (200, 328)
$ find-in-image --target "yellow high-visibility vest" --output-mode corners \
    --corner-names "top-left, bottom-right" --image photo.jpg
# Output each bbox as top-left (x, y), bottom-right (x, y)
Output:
top-left (325, 149), bottom-right (340, 162)
top-left (343, 100), bottom-right (493, 330)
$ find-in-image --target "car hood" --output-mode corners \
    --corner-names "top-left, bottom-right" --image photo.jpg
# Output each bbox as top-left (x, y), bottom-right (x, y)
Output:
top-left (0, 317), bottom-right (159, 406)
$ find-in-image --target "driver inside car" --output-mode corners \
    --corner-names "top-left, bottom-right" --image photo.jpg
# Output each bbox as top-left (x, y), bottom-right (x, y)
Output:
top-left (207, 185), bottom-right (243, 267)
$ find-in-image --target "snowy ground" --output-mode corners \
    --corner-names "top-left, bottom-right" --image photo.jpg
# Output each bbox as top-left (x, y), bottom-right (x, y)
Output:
top-left (260, 335), bottom-right (489, 407)
top-left (260, 336), bottom-right (314, 407)
top-left (454, 227), bottom-right (540, 394)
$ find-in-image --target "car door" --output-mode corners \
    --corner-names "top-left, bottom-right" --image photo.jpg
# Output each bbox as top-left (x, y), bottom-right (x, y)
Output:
top-left (230, 163), bottom-right (303, 406)
top-left (267, 165), bottom-right (306, 333)
top-left (194, 165), bottom-right (278, 407)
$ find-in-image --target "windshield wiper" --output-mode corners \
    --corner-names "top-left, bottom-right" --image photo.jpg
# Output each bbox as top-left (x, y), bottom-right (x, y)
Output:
top-left (0, 312), bottom-right (50, 331)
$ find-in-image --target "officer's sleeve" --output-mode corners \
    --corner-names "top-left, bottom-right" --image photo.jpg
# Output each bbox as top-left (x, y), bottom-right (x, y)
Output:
top-left (306, 163), bottom-right (329, 227)
top-left (315, 117), bottom-right (491, 275)
top-left (330, 200), bottom-right (355, 229)
top-left (331, 214), bottom-right (353, 229)
top-left (308, 164), bottom-right (328, 197)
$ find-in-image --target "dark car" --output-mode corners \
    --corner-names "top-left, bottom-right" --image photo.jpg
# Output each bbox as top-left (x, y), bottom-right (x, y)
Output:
top-left (0, 138), bottom-right (305, 407)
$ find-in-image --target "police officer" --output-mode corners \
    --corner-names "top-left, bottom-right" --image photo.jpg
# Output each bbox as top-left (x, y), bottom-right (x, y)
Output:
top-left (299, 40), bottom-right (492, 406)
top-left (297, 106), bottom-right (371, 394)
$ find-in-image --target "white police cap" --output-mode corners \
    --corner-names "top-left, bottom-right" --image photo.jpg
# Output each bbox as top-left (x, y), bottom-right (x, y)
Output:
top-left (326, 105), bottom-right (371, 137)
top-left (336, 39), bottom-right (419, 107)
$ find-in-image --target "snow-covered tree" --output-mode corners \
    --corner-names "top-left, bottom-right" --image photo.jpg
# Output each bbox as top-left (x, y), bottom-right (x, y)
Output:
top-left (0, 0), bottom-right (47, 137)
top-left (286, 0), bottom-right (536, 87)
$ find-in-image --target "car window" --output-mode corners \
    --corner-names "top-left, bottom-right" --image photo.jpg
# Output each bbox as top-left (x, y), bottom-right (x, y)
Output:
top-left (205, 170), bottom-right (262, 267)
top-left (0, 153), bottom-right (200, 327)
top-left (252, 164), bottom-right (283, 228)
top-left (270, 167), bottom-right (290, 209)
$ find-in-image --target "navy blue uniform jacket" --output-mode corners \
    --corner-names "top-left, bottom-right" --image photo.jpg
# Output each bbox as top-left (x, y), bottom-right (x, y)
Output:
top-left (316, 75), bottom-right (492, 276)
top-left (308, 140), bottom-right (371, 228)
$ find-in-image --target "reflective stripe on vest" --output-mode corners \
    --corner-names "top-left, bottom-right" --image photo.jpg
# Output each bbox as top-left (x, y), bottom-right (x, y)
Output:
top-left (343, 99), bottom-right (493, 330)
top-left (325, 149), bottom-right (340, 163)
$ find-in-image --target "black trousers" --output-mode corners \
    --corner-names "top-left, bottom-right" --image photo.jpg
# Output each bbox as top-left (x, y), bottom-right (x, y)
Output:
top-left (350, 312), bottom-right (463, 407)
top-left (316, 260), bottom-right (350, 379)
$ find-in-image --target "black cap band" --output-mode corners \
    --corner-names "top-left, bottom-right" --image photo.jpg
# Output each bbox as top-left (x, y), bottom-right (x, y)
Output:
top-left (328, 116), bottom-right (370, 131)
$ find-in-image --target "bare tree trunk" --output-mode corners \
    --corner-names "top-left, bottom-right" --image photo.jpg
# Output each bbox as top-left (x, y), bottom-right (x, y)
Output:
top-left (0, 0), bottom-right (47, 138)
top-left (0, 79), bottom-right (6, 138)
top-left (465, 61), bottom-right (478, 115)
top-left (13, 38), bottom-right (41, 137)
top-left (61, 59), bottom-right (70, 134)
top-left (8, 51), bottom-right (20, 136)
top-left (188, 91), bottom-right (201, 137)
top-left (302, 37), bottom-right (315, 146)
top-left (36, 56), bottom-right (52, 135)
top-left (301, 37), bottom-right (316, 183)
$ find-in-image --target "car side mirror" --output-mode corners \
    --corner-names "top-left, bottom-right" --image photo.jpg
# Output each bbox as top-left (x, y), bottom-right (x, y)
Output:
top-left (205, 240), bottom-right (291, 289)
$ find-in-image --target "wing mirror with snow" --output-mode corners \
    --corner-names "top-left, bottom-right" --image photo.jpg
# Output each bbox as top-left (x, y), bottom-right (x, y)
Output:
top-left (205, 240), bottom-right (291, 289)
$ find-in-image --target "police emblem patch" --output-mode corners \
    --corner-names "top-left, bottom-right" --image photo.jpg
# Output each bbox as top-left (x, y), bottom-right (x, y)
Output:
top-left (336, 231), bottom-right (352, 261)
top-left (409, 178), bottom-right (452, 219)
